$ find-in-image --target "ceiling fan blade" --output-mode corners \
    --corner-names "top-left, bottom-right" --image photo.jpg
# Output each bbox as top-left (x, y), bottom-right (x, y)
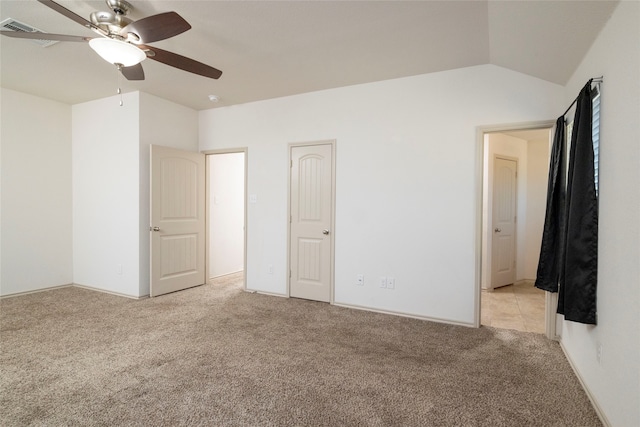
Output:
top-left (142, 45), bottom-right (222, 79)
top-left (0, 31), bottom-right (90, 42)
top-left (121, 12), bottom-right (191, 44)
top-left (37, 0), bottom-right (103, 33)
top-left (120, 64), bottom-right (145, 81)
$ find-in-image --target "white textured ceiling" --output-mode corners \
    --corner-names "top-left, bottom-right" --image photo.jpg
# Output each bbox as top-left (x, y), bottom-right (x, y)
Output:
top-left (0, 0), bottom-right (618, 111)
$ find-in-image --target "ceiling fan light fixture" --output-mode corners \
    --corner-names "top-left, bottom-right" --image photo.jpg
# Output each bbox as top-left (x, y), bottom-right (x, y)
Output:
top-left (89, 37), bottom-right (146, 67)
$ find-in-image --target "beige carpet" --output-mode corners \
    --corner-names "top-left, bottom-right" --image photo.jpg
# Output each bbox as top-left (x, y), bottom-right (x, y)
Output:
top-left (0, 276), bottom-right (601, 426)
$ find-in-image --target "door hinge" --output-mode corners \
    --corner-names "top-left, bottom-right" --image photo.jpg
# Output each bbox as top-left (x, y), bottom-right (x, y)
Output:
top-left (289, 269), bottom-right (292, 278)
top-left (290, 215), bottom-right (292, 223)
top-left (290, 160), bottom-right (293, 168)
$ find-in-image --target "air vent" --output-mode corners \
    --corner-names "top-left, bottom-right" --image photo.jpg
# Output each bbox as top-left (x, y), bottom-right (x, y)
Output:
top-left (0, 18), bottom-right (59, 47)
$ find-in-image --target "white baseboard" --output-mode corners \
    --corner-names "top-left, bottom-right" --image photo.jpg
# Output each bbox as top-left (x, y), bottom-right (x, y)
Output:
top-left (247, 289), bottom-right (288, 298)
top-left (1, 283), bottom-right (147, 300)
top-left (209, 270), bottom-right (244, 280)
top-left (559, 341), bottom-right (611, 427)
top-left (73, 283), bottom-right (147, 300)
top-left (333, 301), bottom-right (475, 328)
top-left (0, 283), bottom-right (73, 299)
top-left (483, 279), bottom-right (535, 291)
top-left (243, 293), bottom-right (474, 328)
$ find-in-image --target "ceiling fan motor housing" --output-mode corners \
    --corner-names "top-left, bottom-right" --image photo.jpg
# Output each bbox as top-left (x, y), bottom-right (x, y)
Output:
top-left (90, 0), bottom-right (133, 35)
top-left (90, 11), bottom-right (131, 26)
top-left (106, 0), bottom-right (132, 16)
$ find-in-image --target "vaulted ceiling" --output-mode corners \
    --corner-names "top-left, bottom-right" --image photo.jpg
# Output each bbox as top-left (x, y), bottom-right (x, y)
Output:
top-left (0, 0), bottom-right (619, 110)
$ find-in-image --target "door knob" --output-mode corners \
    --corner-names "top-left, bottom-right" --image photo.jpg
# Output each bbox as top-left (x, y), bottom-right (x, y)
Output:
top-left (151, 226), bottom-right (160, 232)
top-left (494, 228), bottom-right (501, 233)
top-left (322, 229), bottom-right (330, 235)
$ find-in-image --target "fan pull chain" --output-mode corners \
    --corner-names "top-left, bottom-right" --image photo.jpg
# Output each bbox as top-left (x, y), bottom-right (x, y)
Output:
top-left (116, 65), bottom-right (124, 107)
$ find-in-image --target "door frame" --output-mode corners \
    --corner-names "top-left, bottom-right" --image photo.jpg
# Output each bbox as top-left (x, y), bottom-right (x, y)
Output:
top-left (488, 154), bottom-right (519, 290)
top-left (474, 121), bottom-right (559, 340)
top-left (202, 147), bottom-right (248, 292)
top-left (287, 140), bottom-right (337, 303)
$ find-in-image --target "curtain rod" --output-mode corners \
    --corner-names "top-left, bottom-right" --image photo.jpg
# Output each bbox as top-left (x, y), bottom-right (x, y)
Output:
top-left (562, 76), bottom-right (604, 118)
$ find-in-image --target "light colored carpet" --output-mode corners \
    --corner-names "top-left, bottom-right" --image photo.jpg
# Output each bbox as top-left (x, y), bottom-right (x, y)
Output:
top-left (0, 277), bottom-right (601, 426)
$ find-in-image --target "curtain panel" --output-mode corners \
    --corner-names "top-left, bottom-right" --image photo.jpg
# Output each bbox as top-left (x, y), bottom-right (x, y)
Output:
top-left (536, 80), bottom-right (598, 325)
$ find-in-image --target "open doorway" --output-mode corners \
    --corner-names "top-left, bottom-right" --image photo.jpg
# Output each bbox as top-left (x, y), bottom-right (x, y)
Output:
top-left (207, 150), bottom-right (247, 290)
top-left (478, 124), bottom-right (554, 335)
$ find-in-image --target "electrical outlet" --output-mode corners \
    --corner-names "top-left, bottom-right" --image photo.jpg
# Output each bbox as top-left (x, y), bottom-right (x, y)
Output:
top-left (379, 277), bottom-right (387, 288)
top-left (268, 264), bottom-right (273, 274)
top-left (356, 274), bottom-right (364, 285)
top-left (596, 343), bottom-right (603, 365)
top-left (387, 277), bottom-right (395, 289)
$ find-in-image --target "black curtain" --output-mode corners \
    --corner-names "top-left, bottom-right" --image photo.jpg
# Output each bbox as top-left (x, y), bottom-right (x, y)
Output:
top-left (536, 81), bottom-right (598, 325)
top-left (535, 117), bottom-right (566, 293)
top-left (559, 82), bottom-right (598, 324)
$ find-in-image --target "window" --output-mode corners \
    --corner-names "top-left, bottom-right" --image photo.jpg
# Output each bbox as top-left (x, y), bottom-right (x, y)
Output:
top-left (592, 86), bottom-right (601, 196)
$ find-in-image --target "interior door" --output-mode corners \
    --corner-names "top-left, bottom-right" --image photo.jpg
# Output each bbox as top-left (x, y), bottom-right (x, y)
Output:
top-left (150, 145), bottom-right (206, 297)
top-left (289, 143), bottom-right (334, 302)
top-left (491, 157), bottom-right (517, 288)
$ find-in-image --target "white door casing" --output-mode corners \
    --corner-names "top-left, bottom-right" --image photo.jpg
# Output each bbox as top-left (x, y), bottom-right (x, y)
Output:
top-left (475, 122), bottom-right (555, 337)
top-left (150, 145), bottom-right (206, 297)
top-left (491, 157), bottom-right (517, 288)
top-left (289, 143), bottom-right (334, 302)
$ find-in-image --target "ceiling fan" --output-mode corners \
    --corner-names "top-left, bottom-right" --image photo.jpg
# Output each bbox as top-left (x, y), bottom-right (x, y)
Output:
top-left (1, 0), bottom-right (222, 81)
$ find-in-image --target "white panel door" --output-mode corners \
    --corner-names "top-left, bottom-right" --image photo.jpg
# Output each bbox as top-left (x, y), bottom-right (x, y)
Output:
top-left (150, 145), bottom-right (206, 297)
top-left (290, 143), bottom-right (334, 302)
top-left (491, 157), bottom-right (517, 288)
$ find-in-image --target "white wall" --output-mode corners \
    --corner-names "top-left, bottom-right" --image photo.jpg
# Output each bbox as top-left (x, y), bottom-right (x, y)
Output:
top-left (524, 138), bottom-right (549, 279)
top-left (72, 93), bottom-right (141, 297)
top-left (139, 92), bottom-right (198, 296)
top-left (208, 152), bottom-right (245, 278)
top-left (0, 89), bottom-right (73, 295)
top-left (200, 64), bottom-right (563, 325)
top-left (72, 92), bottom-right (197, 298)
top-left (560, 2), bottom-right (640, 426)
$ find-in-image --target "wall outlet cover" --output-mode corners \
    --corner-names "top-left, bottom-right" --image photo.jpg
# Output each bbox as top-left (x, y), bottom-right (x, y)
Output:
top-left (387, 277), bottom-right (395, 289)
